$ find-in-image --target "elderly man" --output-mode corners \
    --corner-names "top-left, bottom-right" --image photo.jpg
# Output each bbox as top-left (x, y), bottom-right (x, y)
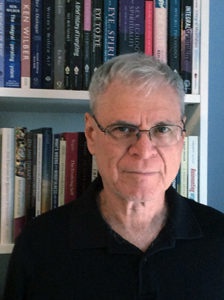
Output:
top-left (3, 53), bottom-right (224, 299)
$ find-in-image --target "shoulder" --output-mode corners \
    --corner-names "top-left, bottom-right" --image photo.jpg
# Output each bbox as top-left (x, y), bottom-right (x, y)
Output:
top-left (185, 198), bottom-right (224, 237)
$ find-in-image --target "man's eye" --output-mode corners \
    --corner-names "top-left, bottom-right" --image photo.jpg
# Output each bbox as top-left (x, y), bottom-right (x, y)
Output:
top-left (154, 126), bottom-right (171, 134)
top-left (111, 126), bottom-right (137, 135)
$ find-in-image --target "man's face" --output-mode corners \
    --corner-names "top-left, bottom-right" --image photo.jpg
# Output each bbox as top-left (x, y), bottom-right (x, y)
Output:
top-left (85, 80), bottom-right (185, 203)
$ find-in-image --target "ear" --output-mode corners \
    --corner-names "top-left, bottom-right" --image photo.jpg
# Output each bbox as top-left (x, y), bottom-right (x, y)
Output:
top-left (85, 113), bottom-right (97, 155)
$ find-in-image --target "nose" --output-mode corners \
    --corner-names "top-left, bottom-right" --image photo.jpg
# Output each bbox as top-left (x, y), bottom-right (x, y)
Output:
top-left (128, 131), bottom-right (158, 158)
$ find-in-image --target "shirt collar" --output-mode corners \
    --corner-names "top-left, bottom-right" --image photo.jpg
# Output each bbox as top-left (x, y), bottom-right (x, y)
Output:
top-left (69, 178), bottom-right (203, 251)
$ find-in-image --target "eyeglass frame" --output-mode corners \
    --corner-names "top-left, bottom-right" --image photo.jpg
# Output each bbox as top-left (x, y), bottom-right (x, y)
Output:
top-left (91, 114), bottom-right (186, 147)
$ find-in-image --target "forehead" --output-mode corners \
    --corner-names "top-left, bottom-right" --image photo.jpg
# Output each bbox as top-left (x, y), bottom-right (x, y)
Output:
top-left (95, 81), bottom-right (182, 122)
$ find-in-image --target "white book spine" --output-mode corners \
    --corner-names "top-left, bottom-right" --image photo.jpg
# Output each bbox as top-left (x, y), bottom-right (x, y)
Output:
top-left (180, 137), bottom-right (188, 197)
top-left (0, 128), bottom-right (15, 244)
top-left (188, 136), bottom-right (198, 201)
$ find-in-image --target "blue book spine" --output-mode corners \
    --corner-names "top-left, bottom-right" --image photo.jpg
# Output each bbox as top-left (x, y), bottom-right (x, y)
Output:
top-left (118, 0), bottom-right (145, 54)
top-left (103, 0), bottom-right (118, 62)
top-left (168, 0), bottom-right (181, 73)
top-left (31, 0), bottom-right (43, 88)
top-left (4, 0), bottom-right (21, 87)
top-left (0, 0), bottom-right (4, 87)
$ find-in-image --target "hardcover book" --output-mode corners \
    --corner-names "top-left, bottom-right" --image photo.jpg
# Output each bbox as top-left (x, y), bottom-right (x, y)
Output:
top-left (51, 133), bottom-right (60, 209)
top-left (168, 0), bottom-right (181, 72)
top-left (91, 0), bottom-right (103, 73)
top-left (54, 0), bottom-right (65, 89)
top-left (118, 0), bottom-right (145, 54)
top-left (83, 0), bottom-right (92, 90)
top-left (0, 0), bottom-right (5, 87)
top-left (0, 128), bottom-right (15, 244)
top-left (21, 0), bottom-right (31, 88)
top-left (144, 0), bottom-right (153, 56)
top-left (31, 0), bottom-right (43, 88)
top-left (14, 127), bottom-right (27, 240)
top-left (4, 0), bottom-right (21, 87)
top-left (153, 0), bottom-right (168, 63)
top-left (188, 135), bottom-right (198, 201)
top-left (103, 0), bottom-right (118, 62)
top-left (181, 0), bottom-right (193, 94)
top-left (64, 0), bottom-right (72, 89)
top-left (192, 0), bottom-right (200, 94)
top-left (70, 0), bottom-right (84, 90)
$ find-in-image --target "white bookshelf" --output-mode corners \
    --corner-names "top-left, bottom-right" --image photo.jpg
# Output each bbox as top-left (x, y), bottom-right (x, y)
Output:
top-left (0, 0), bottom-right (209, 253)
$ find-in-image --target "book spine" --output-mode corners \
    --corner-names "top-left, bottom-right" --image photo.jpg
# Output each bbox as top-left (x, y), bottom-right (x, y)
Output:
top-left (32, 128), bottom-right (53, 213)
top-left (31, 0), bottom-right (43, 88)
top-left (91, 155), bottom-right (98, 181)
top-left (0, 0), bottom-right (5, 87)
top-left (14, 127), bottom-right (27, 240)
top-left (42, 0), bottom-right (54, 89)
top-left (118, 0), bottom-right (145, 54)
top-left (188, 136), bottom-right (198, 201)
top-left (54, 0), bottom-right (65, 89)
top-left (0, 128), bottom-right (15, 244)
top-left (103, 0), bottom-right (118, 62)
top-left (62, 132), bottom-right (79, 203)
top-left (181, 0), bottom-right (193, 94)
top-left (192, 0), bottom-right (200, 94)
top-left (76, 132), bottom-right (92, 197)
top-left (35, 133), bottom-right (43, 216)
top-left (58, 137), bottom-right (66, 206)
top-left (25, 131), bottom-right (34, 222)
top-left (70, 0), bottom-right (84, 90)
top-left (51, 133), bottom-right (60, 209)
top-left (83, 0), bottom-right (92, 90)
top-left (64, 0), bottom-right (72, 89)
top-left (144, 0), bottom-right (153, 56)
top-left (153, 0), bottom-right (168, 63)
top-left (180, 136), bottom-right (188, 197)
top-left (91, 0), bottom-right (103, 73)
top-left (4, 0), bottom-right (21, 87)
top-left (21, 0), bottom-right (31, 88)
top-left (168, 0), bottom-right (181, 72)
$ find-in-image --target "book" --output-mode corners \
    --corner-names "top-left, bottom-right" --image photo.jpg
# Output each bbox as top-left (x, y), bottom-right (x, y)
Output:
top-left (188, 135), bottom-right (198, 201)
top-left (58, 136), bottom-right (66, 206)
top-left (91, 0), bottom-right (103, 73)
top-left (61, 132), bottom-right (79, 203)
top-left (14, 127), bottom-right (27, 240)
top-left (42, 0), bottom-right (55, 89)
top-left (83, 0), bottom-right (92, 90)
top-left (25, 131), bottom-right (34, 222)
top-left (0, 0), bottom-right (5, 87)
top-left (32, 128), bottom-right (52, 213)
top-left (21, 0), bottom-right (31, 88)
top-left (91, 155), bottom-right (98, 181)
top-left (144, 0), bottom-right (153, 56)
top-left (180, 0), bottom-right (193, 94)
top-left (180, 136), bottom-right (188, 197)
top-left (76, 132), bottom-right (92, 197)
top-left (118, 0), bottom-right (145, 54)
top-left (103, 0), bottom-right (118, 62)
top-left (51, 133), bottom-right (60, 209)
top-left (192, 0), bottom-right (201, 94)
top-left (4, 0), bottom-right (21, 87)
top-left (153, 0), bottom-right (168, 63)
top-left (70, 0), bottom-right (84, 90)
top-left (168, 0), bottom-right (181, 72)
top-left (54, 0), bottom-right (65, 89)
top-left (64, 0), bottom-right (72, 89)
top-left (31, 0), bottom-right (43, 88)
top-left (0, 128), bottom-right (15, 244)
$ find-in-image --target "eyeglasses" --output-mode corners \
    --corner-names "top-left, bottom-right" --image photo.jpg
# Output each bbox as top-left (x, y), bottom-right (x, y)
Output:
top-left (92, 115), bottom-right (186, 147)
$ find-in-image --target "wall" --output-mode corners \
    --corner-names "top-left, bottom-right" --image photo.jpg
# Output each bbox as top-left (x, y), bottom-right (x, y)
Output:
top-left (207, 1), bottom-right (224, 212)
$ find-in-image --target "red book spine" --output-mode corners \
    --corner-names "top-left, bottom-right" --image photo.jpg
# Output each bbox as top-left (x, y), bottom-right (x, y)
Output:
top-left (145, 0), bottom-right (153, 56)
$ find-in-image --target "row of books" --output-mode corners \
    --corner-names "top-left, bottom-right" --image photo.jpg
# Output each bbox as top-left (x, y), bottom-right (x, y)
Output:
top-left (173, 135), bottom-right (199, 201)
top-left (0, 127), bottom-right (98, 244)
top-left (0, 0), bottom-right (200, 93)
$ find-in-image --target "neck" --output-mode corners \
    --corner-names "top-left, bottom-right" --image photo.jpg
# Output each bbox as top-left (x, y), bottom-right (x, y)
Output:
top-left (98, 191), bottom-right (168, 251)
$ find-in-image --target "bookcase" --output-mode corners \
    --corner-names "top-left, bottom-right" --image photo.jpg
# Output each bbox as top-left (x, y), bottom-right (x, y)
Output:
top-left (0, 0), bottom-right (209, 256)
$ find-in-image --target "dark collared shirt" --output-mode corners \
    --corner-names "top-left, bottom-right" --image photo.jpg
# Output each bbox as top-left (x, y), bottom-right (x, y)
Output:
top-left (3, 178), bottom-right (224, 300)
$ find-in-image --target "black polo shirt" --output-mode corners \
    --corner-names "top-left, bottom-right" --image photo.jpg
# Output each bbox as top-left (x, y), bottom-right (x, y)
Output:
top-left (3, 178), bottom-right (224, 300)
